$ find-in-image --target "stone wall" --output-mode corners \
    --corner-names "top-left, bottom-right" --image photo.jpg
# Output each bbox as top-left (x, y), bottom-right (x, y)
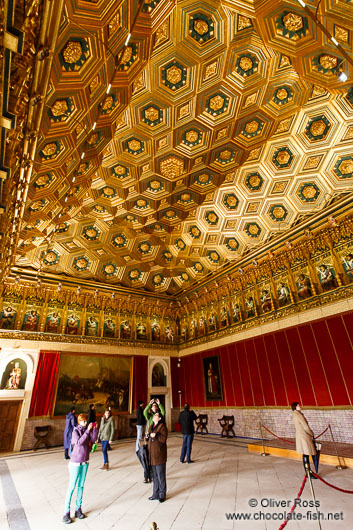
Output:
top-left (20, 414), bottom-right (137, 451)
top-left (171, 407), bottom-right (353, 444)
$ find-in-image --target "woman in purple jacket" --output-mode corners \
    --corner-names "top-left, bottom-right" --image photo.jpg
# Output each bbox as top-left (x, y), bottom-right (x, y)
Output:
top-left (62, 413), bottom-right (98, 524)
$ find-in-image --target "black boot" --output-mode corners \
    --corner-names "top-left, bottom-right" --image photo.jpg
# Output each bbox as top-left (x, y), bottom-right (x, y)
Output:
top-left (312, 452), bottom-right (320, 474)
top-left (302, 454), bottom-right (310, 471)
top-left (75, 508), bottom-right (85, 519)
top-left (303, 454), bottom-right (317, 479)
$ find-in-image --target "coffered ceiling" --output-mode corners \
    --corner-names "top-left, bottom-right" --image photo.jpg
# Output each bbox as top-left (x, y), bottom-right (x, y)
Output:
top-left (13, 0), bottom-right (353, 294)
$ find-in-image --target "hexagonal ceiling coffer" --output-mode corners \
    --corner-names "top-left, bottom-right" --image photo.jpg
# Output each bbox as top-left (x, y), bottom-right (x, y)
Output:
top-left (297, 183), bottom-right (321, 203)
top-left (141, 105), bottom-right (163, 126)
top-left (60, 38), bottom-right (90, 72)
top-left (161, 61), bottom-right (187, 91)
top-left (189, 12), bottom-right (215, 44)
top-left (39, 141), bottom-right (63, 160)
top-left (41, 249), bottom-right (60, 266)
top-left (33, 173), bottom-right (54, 189)
top-left (334, 156), bottom-right (353, 180)
top-left (48, 98), bottom-right (74, 122)
top-left (275, 11), bottom-right (308, 41)
top-left (159, 155), bottom-right (185, 179)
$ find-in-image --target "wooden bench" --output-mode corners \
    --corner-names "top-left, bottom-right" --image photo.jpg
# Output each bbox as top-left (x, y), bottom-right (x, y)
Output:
top-left (195, 414), bottom-right (208, 435)
top-left (218, 415), bottom-right (235, 438)
top-left (33, 425), bottom-right (52, 450)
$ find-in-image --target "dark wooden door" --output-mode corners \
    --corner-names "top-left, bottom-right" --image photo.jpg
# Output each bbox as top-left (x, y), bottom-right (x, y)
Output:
top-left (0, 400), bottom-right (22, 452)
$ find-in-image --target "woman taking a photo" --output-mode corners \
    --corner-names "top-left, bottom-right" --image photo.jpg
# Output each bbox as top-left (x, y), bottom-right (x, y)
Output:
top-left (97, 409), bottom-right (115, 470)
top-left (62, 413), bottom-right (97, 524)
top-left (147, 410), bottom-right (168, 503)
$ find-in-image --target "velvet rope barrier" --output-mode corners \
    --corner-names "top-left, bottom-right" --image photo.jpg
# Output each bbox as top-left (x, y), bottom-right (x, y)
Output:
top-left (314, 426), bottom-right (329, 439)
top-left (311, 472), bottom-right (353, 494)
top-left (278, 475), bottom-right (307, 530)
top-left (261, 425), bottom-right (329, 444)
top-left (261, 425), bottom-right (295, 444)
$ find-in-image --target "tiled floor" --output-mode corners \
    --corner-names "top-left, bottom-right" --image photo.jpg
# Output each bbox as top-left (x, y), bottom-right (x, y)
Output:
top-left (1, 434), bottom-right (353, 530)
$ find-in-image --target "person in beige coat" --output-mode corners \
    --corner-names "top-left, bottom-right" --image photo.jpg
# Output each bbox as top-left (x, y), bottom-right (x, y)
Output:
top-left (291, 402), bottom-right (318, 476)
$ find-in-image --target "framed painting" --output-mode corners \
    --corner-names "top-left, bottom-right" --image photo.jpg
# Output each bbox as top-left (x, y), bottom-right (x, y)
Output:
top-left (202, 355), bottom-right (223, 401)
top-left (0, 303), bottom-right (18, 329)
top-left (53, 353), bottom-right (133, 416)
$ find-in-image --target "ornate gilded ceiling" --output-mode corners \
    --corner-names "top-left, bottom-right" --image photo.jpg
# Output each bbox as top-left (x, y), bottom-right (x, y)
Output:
top-left (3, 0), bottom-right (353, 295)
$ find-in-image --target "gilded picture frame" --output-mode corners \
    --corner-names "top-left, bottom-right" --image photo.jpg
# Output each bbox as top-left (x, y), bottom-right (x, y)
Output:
top-left (53, 353), bottom-right (133, 416)
top-left (202, 355), bottom-right (223, 401)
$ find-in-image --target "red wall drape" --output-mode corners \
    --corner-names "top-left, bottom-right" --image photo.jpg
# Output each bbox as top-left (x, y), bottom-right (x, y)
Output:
top-left (29, 351), bottom-right (61, 417)
top-left (172, 311), bottom-right (353, 408)
top-left (132, 355), bottom-right (148, 410)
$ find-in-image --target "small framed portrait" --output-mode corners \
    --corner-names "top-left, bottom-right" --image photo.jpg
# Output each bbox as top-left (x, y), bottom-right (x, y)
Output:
top-left (1, 358), bottom-right (27, 390)
top-left (202, 355), bottom-right (223, 401)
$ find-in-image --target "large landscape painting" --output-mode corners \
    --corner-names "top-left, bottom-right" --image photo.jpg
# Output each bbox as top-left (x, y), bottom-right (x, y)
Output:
top-left (53, 354), bottom-right (133, 416)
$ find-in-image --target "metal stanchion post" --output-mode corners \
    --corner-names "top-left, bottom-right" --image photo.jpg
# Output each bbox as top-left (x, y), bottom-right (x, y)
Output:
top-left (259, 423), bottom-right (268, 456)
top-left (328, 424), bottom-right (347, 470)
top-left (305, 462), bottom-right (323, 530)
top-left (150, 523), bottom-right (159, 530)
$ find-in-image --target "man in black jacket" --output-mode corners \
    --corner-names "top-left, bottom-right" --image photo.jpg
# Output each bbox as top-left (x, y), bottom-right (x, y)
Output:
top-left (178, 403), bottom-right (197, 464)
top-left (136, 400), bottom-right (146, 452)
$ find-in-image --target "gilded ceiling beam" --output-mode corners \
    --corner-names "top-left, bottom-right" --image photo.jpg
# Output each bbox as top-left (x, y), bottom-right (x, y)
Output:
top-left (0, 0), bottom-right (65, 282)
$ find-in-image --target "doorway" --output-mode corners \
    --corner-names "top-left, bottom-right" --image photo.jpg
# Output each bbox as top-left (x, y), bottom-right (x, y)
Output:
top-left (0, 401), bottom-right (22, 452)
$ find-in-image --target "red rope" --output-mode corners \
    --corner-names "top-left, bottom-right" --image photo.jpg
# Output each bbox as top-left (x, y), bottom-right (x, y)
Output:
top-left (314, 426), bottom-right (329, 439)
top-left (311, 472), bottom-right (353, 494)
top-left (261, 425), bottom-right (295, 444)
top-left (278, 475), bottom-right (307, 530)
top-left (261, 424), bottom-right (329, 444)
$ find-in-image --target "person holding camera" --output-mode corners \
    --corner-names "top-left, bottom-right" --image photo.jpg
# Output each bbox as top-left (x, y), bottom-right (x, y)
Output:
top-left (144, 398), bottom-right (165, 429)
top-left (147, 411), bottom-right (168, 503)
top-left (97, 409), bottom-right (115, 470)
top-left (62, 414), bottom-right (97, 524)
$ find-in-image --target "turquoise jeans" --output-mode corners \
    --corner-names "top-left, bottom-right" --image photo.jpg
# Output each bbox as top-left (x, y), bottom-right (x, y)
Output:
top-left (64, 462), bottom-right (89, 513)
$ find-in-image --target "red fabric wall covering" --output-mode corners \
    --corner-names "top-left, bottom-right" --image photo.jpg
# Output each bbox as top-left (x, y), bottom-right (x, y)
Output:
top-left (245, 340), bottom-right (264, 406)
top-left (228, 342), bottom-right (244, 406)
top-left (311, 320), bottom-right (350, 405)
top-left (237, 341), bottom-right (253, 406)
top-left (256, 336), bottom-right (273, 405)
top-left (298, 325), bottom-right (331, 405)
top-left (132, 356), bottom-right (148, 410)
top-left (170, 357), bottom-right (180, 407)
top-left (264, 334), bottom-right (286, 406)
top-left (29, 351), bottom-right (61, 417)
top-left (330, 317), bottom-right (353, 400)
top-left (286, 327), bottom-right (316, 406)
top-left (174, 311), bottom-right (353, 408)
top-left (222, 346), bottom-right (235, 407)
